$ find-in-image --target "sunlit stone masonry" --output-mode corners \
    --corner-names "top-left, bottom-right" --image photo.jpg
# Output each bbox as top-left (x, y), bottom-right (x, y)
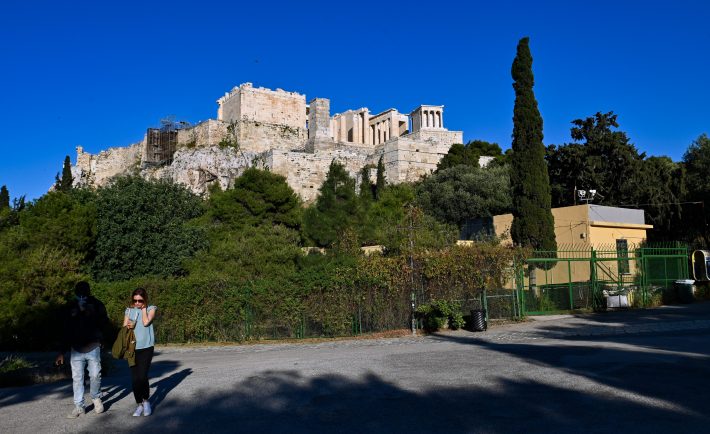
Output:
top-left (73, 82), bottom-right (464, 202)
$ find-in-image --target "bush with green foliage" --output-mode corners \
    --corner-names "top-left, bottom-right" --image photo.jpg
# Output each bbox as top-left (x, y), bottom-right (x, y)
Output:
top-left (415, 300), bottom-right (465, 332)
top-left (0, 245), bottom-right (85, 350)
top-left (0, 355), bottom-right (35, 374)
top-left (203, 168), bottom-right (302, 230)
top-left (18, 189), bottom-right (97, 263)
top-left (92, 176), bottom-right (206, 281)
top-left (416, 164), bottom-right (512, 228)
top-left (0, 190), bottom-right (95, 350)
top-left (437, 140), bottom-right (505, 171)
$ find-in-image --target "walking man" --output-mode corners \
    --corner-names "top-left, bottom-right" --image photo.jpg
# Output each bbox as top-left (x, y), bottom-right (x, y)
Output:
top-left (55, 281), bottom-right (109, 418)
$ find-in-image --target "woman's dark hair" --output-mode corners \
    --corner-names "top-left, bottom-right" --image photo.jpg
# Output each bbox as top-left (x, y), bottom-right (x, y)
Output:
top-left (131, 287), bottom-right (149, 306)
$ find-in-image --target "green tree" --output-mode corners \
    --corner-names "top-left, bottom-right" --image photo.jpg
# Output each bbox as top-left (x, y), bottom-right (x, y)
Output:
top-left (60, 156), bottom-right (73, 192)
top-left (568, 112), bottom-right (645, 206)
top-left (186, 224), bottom-right (302, 283)
top-left (92, 176), bottom-right (206, 281)
top-left (359, 183), bottom-right (413, 246)
top-left (683, 133), bottom-right (710, 245)
top-left (18, 189), bottom-right (97, 263)
top-left (0, 244), bottom-right (84, 350)
top-left (546, 143), bottom-right (593, 207)
top-left (416, 165), bottom-right (512, 228)
top-left (0, 185), bottom-right (9, 209)
top-left (303, 161), bottom-right (359, 247)
top-left (359, 165), bottom-right (375, 202)
top-left (204, 168), bottom-right (301, 230)
top-left (547, 113), bottom-right (689, 242)
top-left (636, 156), bottom-right (686, 241)
top-left (386, 204), bottom-right (458, 256)
top-left (509, 37), bottom-right (557, 253)
top-left (0, 195), bottom-right (25, 231)
top-left (375, 156), bottom-right (386, 200)
top-left (0, 189), bottom-right (94, 350)
top-left (437, 140), bottom-right (504, 171)
top-left (187, 168), bottom-right (304, 282)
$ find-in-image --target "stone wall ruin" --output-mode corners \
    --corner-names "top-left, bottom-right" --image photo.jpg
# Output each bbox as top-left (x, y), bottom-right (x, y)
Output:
top-left (72, 82), bottom-right (464, 202)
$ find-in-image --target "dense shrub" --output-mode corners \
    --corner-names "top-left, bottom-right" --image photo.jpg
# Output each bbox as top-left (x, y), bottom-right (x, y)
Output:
top-left (92, 176), bottom-right (206, 281)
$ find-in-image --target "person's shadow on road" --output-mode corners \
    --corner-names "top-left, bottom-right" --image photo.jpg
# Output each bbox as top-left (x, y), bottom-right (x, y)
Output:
top-left (100, 360), bottom-right (190, 412)
top-left (150, 368), bottom-right (192, 409)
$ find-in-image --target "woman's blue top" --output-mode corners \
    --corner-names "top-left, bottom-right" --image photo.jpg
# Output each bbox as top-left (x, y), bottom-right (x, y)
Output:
top-left (125, 306), bottom-right (157, 349)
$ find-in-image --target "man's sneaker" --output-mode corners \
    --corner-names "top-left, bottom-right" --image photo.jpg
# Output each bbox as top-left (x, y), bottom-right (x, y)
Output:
top-left (142, 400), bottom-right (152, 416)
top-left (132, 404), bottom-right (144, 417)
top-left (67, 406), bottom-right (85, 418)
top-left (92, 397), bottom-right (104, 414)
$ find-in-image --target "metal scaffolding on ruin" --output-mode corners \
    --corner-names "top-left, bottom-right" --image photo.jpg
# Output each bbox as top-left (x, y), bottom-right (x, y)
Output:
top-left (145, 117), bottom-right (191, 166)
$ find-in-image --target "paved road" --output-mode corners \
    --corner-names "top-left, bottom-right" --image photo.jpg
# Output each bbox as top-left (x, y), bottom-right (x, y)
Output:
top-left (2, 302), bottom-right (709, 433)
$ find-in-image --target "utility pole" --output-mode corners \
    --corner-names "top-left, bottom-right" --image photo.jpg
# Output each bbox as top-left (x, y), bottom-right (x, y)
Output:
top-left (397, 203), bottom-right (419, 336)
top-left (408, 205), bottom-right (416, 335)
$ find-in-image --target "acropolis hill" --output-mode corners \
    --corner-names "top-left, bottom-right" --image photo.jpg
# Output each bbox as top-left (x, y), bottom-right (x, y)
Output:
top-left (72, 82), bottom-right (463, 202)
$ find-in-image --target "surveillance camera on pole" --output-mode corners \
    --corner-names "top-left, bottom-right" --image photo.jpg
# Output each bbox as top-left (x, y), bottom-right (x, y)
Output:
top-left (577, 189), bottom-right (598, 204)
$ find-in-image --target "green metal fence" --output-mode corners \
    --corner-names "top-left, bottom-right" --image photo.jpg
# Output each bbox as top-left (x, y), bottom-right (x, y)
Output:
top-left (437, 288), bottom-right (522, 323)
top-left (518, 243), bottom-right (689, 315)
top-left (154, 243), bottom-right (689, 343)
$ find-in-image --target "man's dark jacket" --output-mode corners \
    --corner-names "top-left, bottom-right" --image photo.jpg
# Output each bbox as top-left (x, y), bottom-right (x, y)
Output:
top-left (60, 295), bottom-right (109, 353)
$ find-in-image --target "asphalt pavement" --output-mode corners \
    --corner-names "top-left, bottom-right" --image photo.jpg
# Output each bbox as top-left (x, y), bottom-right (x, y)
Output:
top-left (1, 302), bottom-right (709, 434)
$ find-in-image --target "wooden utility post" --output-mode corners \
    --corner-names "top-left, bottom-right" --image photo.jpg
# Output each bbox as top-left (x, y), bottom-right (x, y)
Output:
top-left (397, 203), bottom-right (419, 336)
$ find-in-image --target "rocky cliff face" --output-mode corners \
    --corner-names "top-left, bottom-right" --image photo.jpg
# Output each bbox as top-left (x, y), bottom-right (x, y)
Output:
top-left (74, 143), bottom-right (260, 197)
top-left (145, 146), bottom-right (259, 195)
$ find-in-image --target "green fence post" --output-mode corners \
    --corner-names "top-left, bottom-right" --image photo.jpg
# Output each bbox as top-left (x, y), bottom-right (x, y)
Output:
top-left (483, 288), bottom-right (489, 321)
top-left (518, 265), bottom-right (526, 316)
top-left (568, 260), bottom-right (574, 310)
top-left (590, 247), bottom-right (598, 309)
top-left (636, 247), bottom-right (648, 307)
top-left (358, 295), bottom-right (362, 335)
top-left (664, 257), bottom-right (668, 289)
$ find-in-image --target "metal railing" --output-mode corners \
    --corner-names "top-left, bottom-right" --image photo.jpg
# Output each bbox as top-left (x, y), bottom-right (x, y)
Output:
top-left (518, 242), bottom-right (689, 315)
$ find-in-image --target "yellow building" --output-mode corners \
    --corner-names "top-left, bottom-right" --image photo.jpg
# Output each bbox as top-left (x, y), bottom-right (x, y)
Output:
top-left (492, 204), bottom-right (652, 246)
top-left (467, 204), bottom-right (653, 287)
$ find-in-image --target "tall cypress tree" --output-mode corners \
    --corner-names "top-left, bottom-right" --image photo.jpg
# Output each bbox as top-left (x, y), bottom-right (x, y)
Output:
top-left (0, 185), bottom-right (9, 209)
top-left (510, 37), bottom-right (557, 254)
top-left (375, 155), bottom-right (386, 200)
top-left (60, 155), bottom-right (73, 192)
top-left (359, 166), bottom-right (374, 201)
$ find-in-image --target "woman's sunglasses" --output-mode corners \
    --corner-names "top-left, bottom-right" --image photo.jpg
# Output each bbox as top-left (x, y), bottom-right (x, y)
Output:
top-left (133, 298), bottom-right (144, 303)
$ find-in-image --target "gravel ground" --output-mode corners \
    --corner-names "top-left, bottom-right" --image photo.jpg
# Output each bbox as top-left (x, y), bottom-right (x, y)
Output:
top-left (1, 302), bottom-right (709, 434)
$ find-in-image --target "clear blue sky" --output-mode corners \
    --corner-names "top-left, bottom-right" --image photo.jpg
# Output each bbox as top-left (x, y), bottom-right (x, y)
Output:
top-left (1, 0), bottom-right (708, 201)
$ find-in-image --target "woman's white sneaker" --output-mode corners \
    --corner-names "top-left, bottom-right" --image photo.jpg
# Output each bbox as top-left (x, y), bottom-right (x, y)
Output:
top-left (132, 404), bottom-right (144, 417)
top-left (142, 401), bottom-right (152, 416)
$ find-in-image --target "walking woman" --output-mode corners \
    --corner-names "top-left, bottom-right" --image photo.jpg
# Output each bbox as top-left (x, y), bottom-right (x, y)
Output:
top-left (123, 288), bottom-right (157, 416)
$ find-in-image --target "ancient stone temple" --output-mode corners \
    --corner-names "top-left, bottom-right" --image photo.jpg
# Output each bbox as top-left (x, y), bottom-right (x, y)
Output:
top-left (73, 83), bottom-right (463, 202)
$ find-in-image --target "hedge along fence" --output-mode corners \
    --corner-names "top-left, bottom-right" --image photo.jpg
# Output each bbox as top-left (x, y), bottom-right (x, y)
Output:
top-left (415, 243), bottom-right (526, 301)
top-left (91, 243), bottom-right (526, 344)
top-left (413, 244), bottom-right (527, 326)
